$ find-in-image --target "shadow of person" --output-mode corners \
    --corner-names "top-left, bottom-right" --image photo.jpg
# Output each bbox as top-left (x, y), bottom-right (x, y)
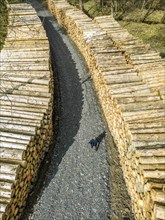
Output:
top-left (95, 131), bottom-right (106, 151)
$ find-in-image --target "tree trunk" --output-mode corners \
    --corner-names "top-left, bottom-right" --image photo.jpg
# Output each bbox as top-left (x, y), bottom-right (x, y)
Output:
top-left (79, 0), bottom-right (84, 11)
top-left (161, 12), bottom-right (165, 23)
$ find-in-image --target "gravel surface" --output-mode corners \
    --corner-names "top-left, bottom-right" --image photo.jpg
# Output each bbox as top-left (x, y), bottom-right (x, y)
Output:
top-left (22, 1), bottom-right (134, 220)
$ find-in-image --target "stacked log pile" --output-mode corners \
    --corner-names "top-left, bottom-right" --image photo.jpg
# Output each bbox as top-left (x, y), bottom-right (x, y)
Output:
top-left (46, 0), bottom-right (165, 219)
top-left (94, 16), bottom-right (165, 98)
top-left (0, 4), bottom-right (53, 220)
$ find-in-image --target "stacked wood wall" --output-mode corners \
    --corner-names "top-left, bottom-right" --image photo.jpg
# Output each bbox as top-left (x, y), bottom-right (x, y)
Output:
top-left (0, 4), bottom-right (53, 220)
top-left (46, 0), bottom-right (165, 219)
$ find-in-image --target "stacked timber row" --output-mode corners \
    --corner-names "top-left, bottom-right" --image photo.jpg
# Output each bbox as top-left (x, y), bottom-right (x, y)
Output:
top-left (46, 0), bottom-right (165, 219)
top-left (94, 16), bottom-right (165, 99)
top-left (0, 3), bottom-right (53, 220)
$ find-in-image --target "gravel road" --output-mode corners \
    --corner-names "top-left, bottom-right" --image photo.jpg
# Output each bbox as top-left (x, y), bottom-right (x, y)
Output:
top-left (22, 1), bottom-right (134, 220)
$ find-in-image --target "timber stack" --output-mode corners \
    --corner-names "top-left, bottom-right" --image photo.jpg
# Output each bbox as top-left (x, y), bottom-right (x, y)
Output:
top-left (94, 16), bottom-right (165, 98)
top-left (46, 0), bottom-right (165, 219)
top-left (0, 3), bottom-right (53, 220)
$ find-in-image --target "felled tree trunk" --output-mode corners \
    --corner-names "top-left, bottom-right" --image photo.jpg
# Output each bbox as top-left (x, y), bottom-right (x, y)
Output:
top-left (79, 0), bottom-right (84, 11)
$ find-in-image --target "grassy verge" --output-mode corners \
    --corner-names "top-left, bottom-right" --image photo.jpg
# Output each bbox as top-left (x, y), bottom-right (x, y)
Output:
top-left (0, 1), bottom-right (8, 50)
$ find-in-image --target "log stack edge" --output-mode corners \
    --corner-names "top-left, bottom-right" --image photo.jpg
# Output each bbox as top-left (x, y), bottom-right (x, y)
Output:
top-left (46, 0), bottom-right (165, 219)
top-left (0, 4), bottom-right (53, 220)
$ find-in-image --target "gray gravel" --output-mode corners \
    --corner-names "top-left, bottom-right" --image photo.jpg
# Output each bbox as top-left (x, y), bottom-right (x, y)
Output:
top-left (23, 1), bottom-right (111, 220)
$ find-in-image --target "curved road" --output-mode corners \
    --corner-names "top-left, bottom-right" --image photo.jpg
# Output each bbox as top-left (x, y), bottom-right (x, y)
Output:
top-left (22, 1), bottom-right (134, 220)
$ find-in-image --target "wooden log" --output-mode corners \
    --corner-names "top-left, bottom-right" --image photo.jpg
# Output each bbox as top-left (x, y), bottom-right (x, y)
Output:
top-left (0, 173), bottom-right (16, 183)
top-left (133, 133), bottom-right (165, 142)
top-left (129, 121), bottom-right (165, 130)
top-left (0, 203), bottom-right (8, 212)
top-left (0, 63), bottom-right (49, 71)
top-left (133, 141), bottom-right (165, 148)
top-left (3, 44), bottom-right (49, 51)
top-left (143, 170), bottom-right (165, 180)
top-left (0, 109), bottom-right (44, 120)
top-left (140, 164), bottom-right (165, 170)
top-left (8, 19), bottom-right (41, 27)
top-left (123, 109), bottom-right (165, 121)
top-left (0, 136), bottom-right (29, 145)
top-left (116, 94), bottom-right (160, 104)
top-left (0, 105), bottom-right (47, 114)
top-left (136, 148), bottom-right (165, 157)
top-left (0, 97), bottom-right (50, 109)
top-left (131, 127), bottom-right (165, 134)
top-left (0, 182), bottom-right (13, 191)
top-left (0, 81), bottom-right (49, 92)
top-left (140, 156), bottom-right (165, 165)
top-left (151, 189), bottom-right (165, 204)
top-left (111, 85), bottom-right (151, 96)
top-left (9, 10), bottom-right (37, 16)
top-left (0, 163), bottom-right (20, 177)
top-left (0, 89), bottom-right (51, 98)
top-left (0, 94), bottom-right (50, 106)
top-left (0, 117), bottom-right (41, 127)
top-left (154, 204), bottom-right (165, 220)
top-left (120, 100), bottom-right (164, 112)
top-left (0, 123), bottom-right (37, 135)
top-left (0, 141), bottom-right (27, 151)
top-left (0, 212), bottom-right (4, 220)
top-left (0, 72), bottom-right (50, 79)
top-left (1, 49), bottom-right (48, 56)
top-left (0, 132), bottom-right (31, 141)
top-left (104, 74), bottom-right (141, 84)
top-left (1, 59), bottom-right (48, 65)
top-left (0, 147), bottom-right (25, 162)
top-left (144, 182), bottom-right (165, 192)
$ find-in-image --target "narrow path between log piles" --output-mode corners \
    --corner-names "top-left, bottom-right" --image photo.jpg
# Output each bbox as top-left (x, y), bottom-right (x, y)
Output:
top-left (22, 1), bottom-right (134, 219)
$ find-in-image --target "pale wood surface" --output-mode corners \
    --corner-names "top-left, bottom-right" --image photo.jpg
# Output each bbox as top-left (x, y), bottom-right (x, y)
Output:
top-left (0, 3), bottom-right (53, 220)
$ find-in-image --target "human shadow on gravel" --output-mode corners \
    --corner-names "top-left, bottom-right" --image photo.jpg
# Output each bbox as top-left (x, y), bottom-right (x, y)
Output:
top-left (89, 131), bottom-right (106, 151)
top-left (95, 131), bottom-right (106, 151)
top-left (21, 8), bottom-right (84, 219)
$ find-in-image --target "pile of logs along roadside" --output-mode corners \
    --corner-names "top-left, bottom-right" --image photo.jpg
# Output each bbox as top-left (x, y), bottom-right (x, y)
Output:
top-left (47, 0), bottom-right (165, 219)
top-left (0, 4), bottom-right (53, 220)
